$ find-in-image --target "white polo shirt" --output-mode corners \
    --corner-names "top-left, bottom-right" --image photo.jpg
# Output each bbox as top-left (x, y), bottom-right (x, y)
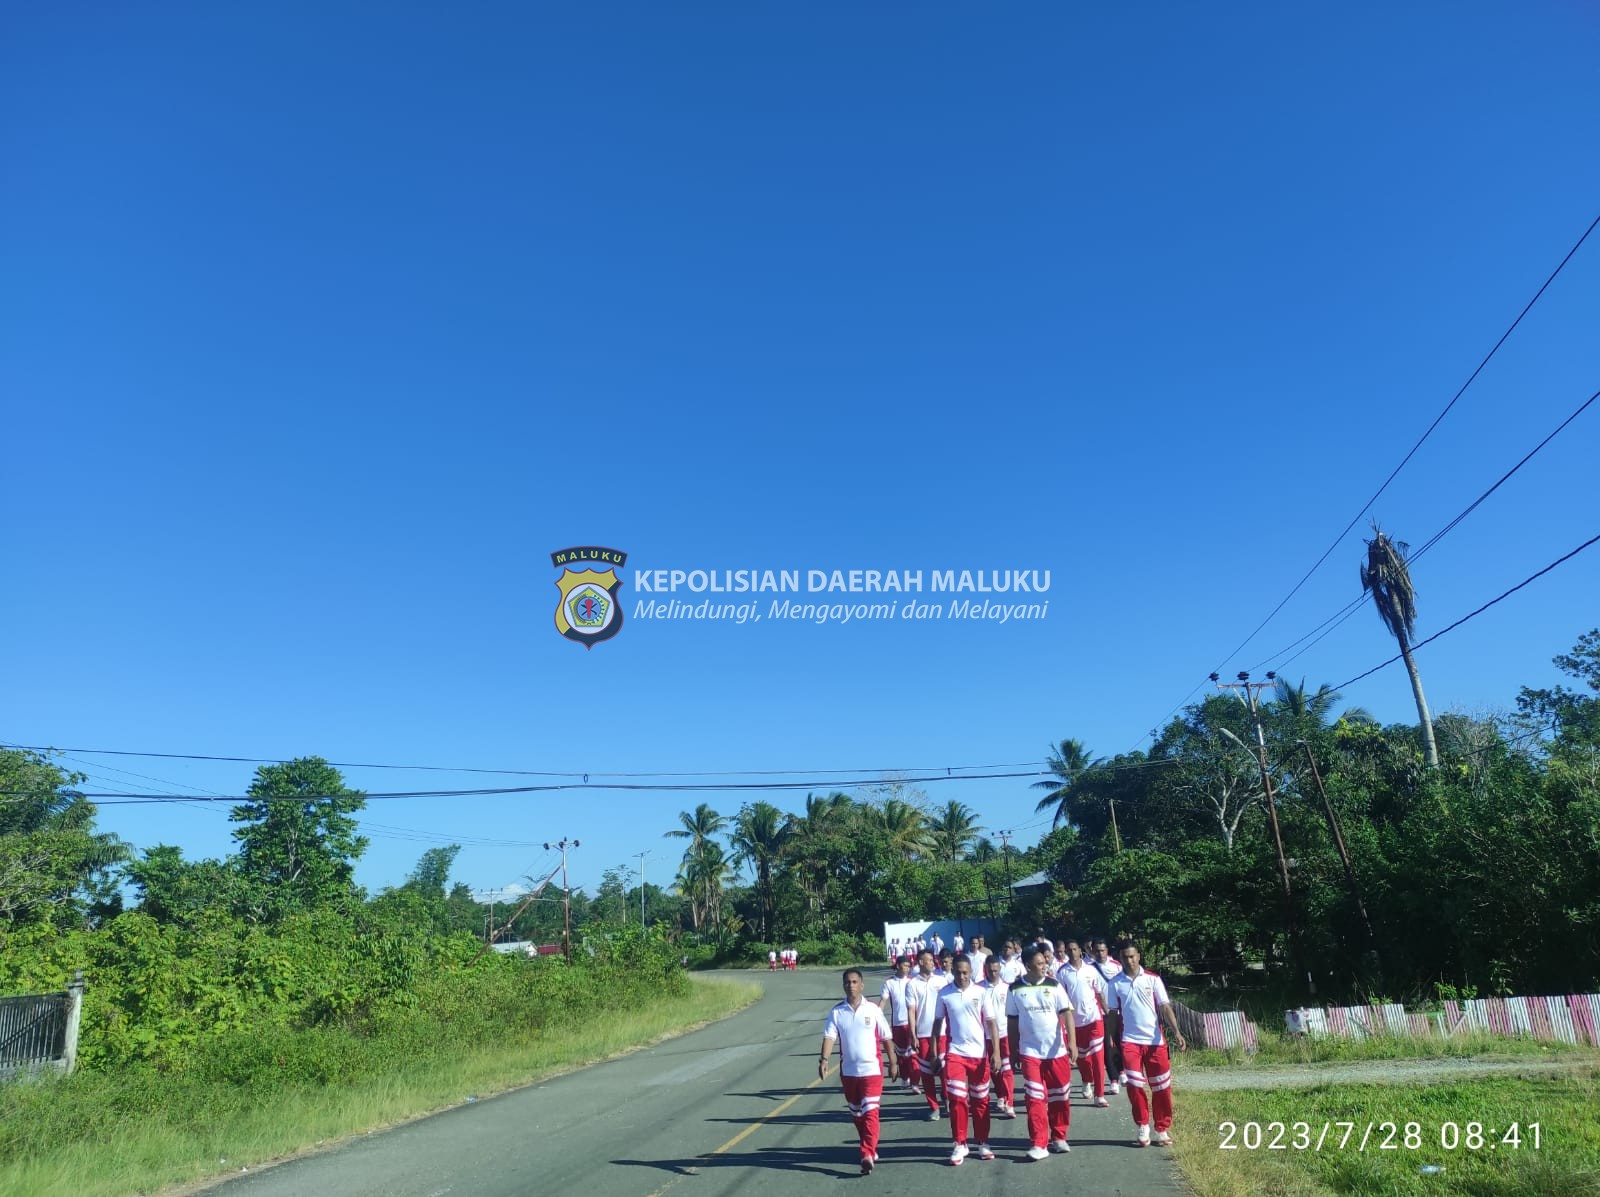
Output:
top-left (1058, 962), bottom-right (1105, 1028)
top-left (1005, 976), bottom-right (1074, 1059)
top-left (907, 972), bottom-right (944, 1038)
top-left (824, 999), bottom-right (894, 1078)
top-left (879, 973), bottom-right (912, 1026)
top-left (936, 983), bottom-right (988, 1058)
top-left (979, 977), bottom-right (1009, 1041)
top-left (1107, 969), bottom-right (1171, 1047)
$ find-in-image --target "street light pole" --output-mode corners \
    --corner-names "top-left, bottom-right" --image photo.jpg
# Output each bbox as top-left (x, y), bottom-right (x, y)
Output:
top-left (544, 838), bottom-right (580, 962)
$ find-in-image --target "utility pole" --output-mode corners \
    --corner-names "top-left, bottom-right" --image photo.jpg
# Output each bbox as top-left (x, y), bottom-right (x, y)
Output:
top-left (544, 838), bottom-right (580, 962)
top-left (995, 829), bottom-right (1016, 907)
top-left (1212, 671), bottom-right (1313, 998)
top-left (634, 850), bottom-right (650, 928)
top-left (1298, 739), bottom-right (1379, 965)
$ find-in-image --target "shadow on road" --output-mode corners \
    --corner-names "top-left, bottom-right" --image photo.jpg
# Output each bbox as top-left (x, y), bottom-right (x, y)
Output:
top-left (611, 1145), bottom-right (859, 1179)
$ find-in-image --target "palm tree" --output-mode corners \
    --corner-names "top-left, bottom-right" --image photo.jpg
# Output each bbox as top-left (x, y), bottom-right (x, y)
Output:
top-left (928, 800), bottom-right (981, 862)
top-left (783, 792), bottom-right (853, 935)
top-left (1360, 526), bottom-right (1439, 767)
top-left (1032, 739), bottom-right (1119, 849)
top-left (865, 798), bottom-right (933, 860)
top-left (728, 801), bottom-right (788, 941)
top-left (665, 804), bottom-right (727, 933)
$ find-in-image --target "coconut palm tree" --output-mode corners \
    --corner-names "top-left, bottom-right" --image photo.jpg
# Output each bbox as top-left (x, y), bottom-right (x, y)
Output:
top-left (1360, 526), bottom-right (1439, 767)
top-left (928, 800), bottom-right (981, 862)
top-left (665, 804), bottom-right (727, 933)
top-left (728, 801), bottom-right (788, 941)
top-left (866, 798), bottom-right (933, 860)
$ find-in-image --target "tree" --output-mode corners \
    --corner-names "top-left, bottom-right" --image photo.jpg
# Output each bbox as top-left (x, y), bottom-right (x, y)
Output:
top-left (1032, 738), bottom-right (1118, 848)
top-left (0, 748), bottom-right (128, 926)
top-left (1360, 526), bottom-right (1440, 767)
top-left (665, 803), bottom-right (727, 933)
top-left (404, 845), bottom-right (460, 900)
top-left (127, 844), bottom-right (243, 925)
top-left (229, 756), bottom-right (368, 920)
top-left (928, 800), bottom-right (981, 862)
top-left (728, 801), bottom-right (788, 941)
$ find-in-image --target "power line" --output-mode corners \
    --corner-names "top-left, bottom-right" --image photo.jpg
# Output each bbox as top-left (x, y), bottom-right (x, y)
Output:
top-left (1243, 382), bottom-right (1599, 679)
top-left (1201, 208), bottom-right (1600, 677)
top-left (1332, 531), bottom-right (1600, 692)
top-left (0, 743), bottom-right (1043, 781)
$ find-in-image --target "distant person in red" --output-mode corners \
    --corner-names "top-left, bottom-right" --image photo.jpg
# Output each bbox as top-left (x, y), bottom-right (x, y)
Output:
top-left (1105, 941), bottom-right (1187, 1147)
top-left (878, 954), bottom-right (918, 1093)
top-left (820, 968), bottom-right (898, 1175)
top-left (905, 949), bottom-right (945, 1118)
top-left (768, 949), bottom-right (778, 972)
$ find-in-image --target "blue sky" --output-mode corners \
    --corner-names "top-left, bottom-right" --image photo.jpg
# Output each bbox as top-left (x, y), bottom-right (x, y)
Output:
top-left (4, 3), bottom-right (1598, 899)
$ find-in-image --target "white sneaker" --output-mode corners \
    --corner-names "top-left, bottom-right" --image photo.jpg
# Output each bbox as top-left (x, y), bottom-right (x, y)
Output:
top-left (1083, 1082), bottom-right (1095, 1101)
top-left (949, 1144), bottom-right (968, 1166)
top-left (973, 1143), bottom-right (994, 1160)
top-left (1026, 1145), bottom-right (1050, 1161)
top-left (1094, 1096), bottom-right (1110, 1108)
top-left (998, 1102), bottom-right (1016, 1119)
top-left (1108, 1080), bottom-right (1120, 1095)
top-left (1155, 1130), bottom-right (1173, 1146)
top-left (1049, 1139), bottom-right (1071, 1153)
top-left (927, 1108), bottom-right (941, 1121)
top-left (1135, 1123), bottom-right (1151, 1148)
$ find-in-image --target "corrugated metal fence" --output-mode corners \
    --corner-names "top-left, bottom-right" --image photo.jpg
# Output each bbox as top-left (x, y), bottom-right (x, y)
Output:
top-left (0, 971), bottom-right (84, 1080)
top-left (1171, 1000), bottom-right (1259, 1052)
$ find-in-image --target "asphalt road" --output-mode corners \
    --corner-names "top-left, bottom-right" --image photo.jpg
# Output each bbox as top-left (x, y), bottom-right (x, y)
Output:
top-left (204, 967), bottom-right (1186, 1196)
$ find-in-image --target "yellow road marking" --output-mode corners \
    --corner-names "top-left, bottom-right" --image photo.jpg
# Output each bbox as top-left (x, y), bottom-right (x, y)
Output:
top-left (644, 1064), bottom-right (838, 1197)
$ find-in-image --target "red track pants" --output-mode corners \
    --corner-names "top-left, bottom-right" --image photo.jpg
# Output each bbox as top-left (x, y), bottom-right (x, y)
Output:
top-left (839, 1074), bottom-right (883, 1162)
top-left (1120, 1041), bottom-right (1174, 1132)
top-left (1017, 1054), bottom-right (1072, 1147)
top-left (942, 1053), bottom-right (991, 1146)
top-left (1075, 1019), bottom-right (1107, 1097)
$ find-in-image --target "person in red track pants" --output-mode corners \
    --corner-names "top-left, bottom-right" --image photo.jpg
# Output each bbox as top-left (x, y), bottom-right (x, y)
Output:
top-left (820, 968), bottom-right (899, 1175)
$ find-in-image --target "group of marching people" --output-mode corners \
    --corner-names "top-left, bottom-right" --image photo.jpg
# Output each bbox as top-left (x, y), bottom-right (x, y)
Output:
top-left (818, 934), bottom-right (1187, 1174)
top-left (767, 947), bottom-right (800, 971)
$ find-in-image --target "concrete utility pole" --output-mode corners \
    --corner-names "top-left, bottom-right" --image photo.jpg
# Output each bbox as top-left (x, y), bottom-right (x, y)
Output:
top-left (995, 829), bottom-right (1016, 904)
top-left (1212, 671), bottom-right (1313, 998)
top-left (634, 850), bottom-right (651, 928)
top-left (544, 838), bottom-right (581, 962)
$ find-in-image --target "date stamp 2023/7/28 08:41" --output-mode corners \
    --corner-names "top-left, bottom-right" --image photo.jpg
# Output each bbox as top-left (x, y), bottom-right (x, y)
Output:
top-left (1218, 1121), bottom-right (1543, 1152)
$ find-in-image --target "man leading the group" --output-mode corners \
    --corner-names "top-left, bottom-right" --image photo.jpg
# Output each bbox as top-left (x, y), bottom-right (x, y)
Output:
top-left (1005, 944), bottom-right (1079, 1161)
top-left (931, 954), bottom-right (995, 1165)
top-left (1105, 941), bottom-right (1187, 1147)
top-left (820, 968), bottom-right (899, 1175)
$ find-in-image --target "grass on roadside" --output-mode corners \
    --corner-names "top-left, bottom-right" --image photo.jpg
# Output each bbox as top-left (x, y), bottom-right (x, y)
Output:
top-left (0, 976), bottom-right (759, 1197)
top-left (1172, 1067), bottom-right (1600, 1197)
top-left (1182, 1030), bottom-right (1596, 1069)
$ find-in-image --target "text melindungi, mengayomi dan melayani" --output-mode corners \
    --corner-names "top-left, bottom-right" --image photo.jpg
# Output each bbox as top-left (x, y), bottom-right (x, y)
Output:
top-left (630, 568), bottom-right (1050, 625)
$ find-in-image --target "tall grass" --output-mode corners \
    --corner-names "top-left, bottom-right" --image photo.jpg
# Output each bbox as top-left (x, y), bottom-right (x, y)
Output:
top-left (1183, 1030), bottom-right (1596, 1069)
top-left (0, 976), bottom-right (758, 1197)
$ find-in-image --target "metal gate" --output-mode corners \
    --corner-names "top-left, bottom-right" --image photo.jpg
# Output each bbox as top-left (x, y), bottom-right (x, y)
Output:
top-left (0, 971), bottom-right (84, 1079)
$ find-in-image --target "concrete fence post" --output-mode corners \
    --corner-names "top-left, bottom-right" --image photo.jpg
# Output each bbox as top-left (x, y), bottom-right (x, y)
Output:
top-left (61, 970), bottom-right (85, 1076)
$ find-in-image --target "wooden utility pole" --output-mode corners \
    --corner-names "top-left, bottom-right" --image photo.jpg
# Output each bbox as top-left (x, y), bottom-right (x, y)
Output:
top-left (995, 829), bottom-right (1016, 906)
top-left (1298, 739), bottom-right (1379, 962)
top-left (1213, 671), bottom-right (1313, 998)
top-left (545, 838), bottom-right (580, 961)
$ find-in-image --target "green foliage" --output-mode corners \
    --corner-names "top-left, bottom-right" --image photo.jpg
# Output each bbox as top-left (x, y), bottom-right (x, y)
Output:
top-left (229, 757), bottom-right (368, 922)
top-left (0, 748), bottom-right (129, 928)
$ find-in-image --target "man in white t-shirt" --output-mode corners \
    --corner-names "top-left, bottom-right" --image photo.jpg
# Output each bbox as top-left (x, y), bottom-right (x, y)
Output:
top-left (1105, 941), bottom-right (1187, 1148)
top-left (966, 935), bottom-right (990, 978)
top-left (905, 949), bottom-right (947, 1118)
top-left (768, 949), bottom-right (778, 972)
top-left (878, 954), bottom-right (918, 1094)
top-left (979, 955), bottom-right (1015, 1118)
top-left (1006, 944), bottom-right (1079, 1161)
top-left (952, 932), bottom-right (965, 954)
top-left (1059, 940), bottom-right (1110, 1106)
top-left (820, 968), bottom-right (899, 1175)
top-left (931, 954), bottom-right (995, 1165)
